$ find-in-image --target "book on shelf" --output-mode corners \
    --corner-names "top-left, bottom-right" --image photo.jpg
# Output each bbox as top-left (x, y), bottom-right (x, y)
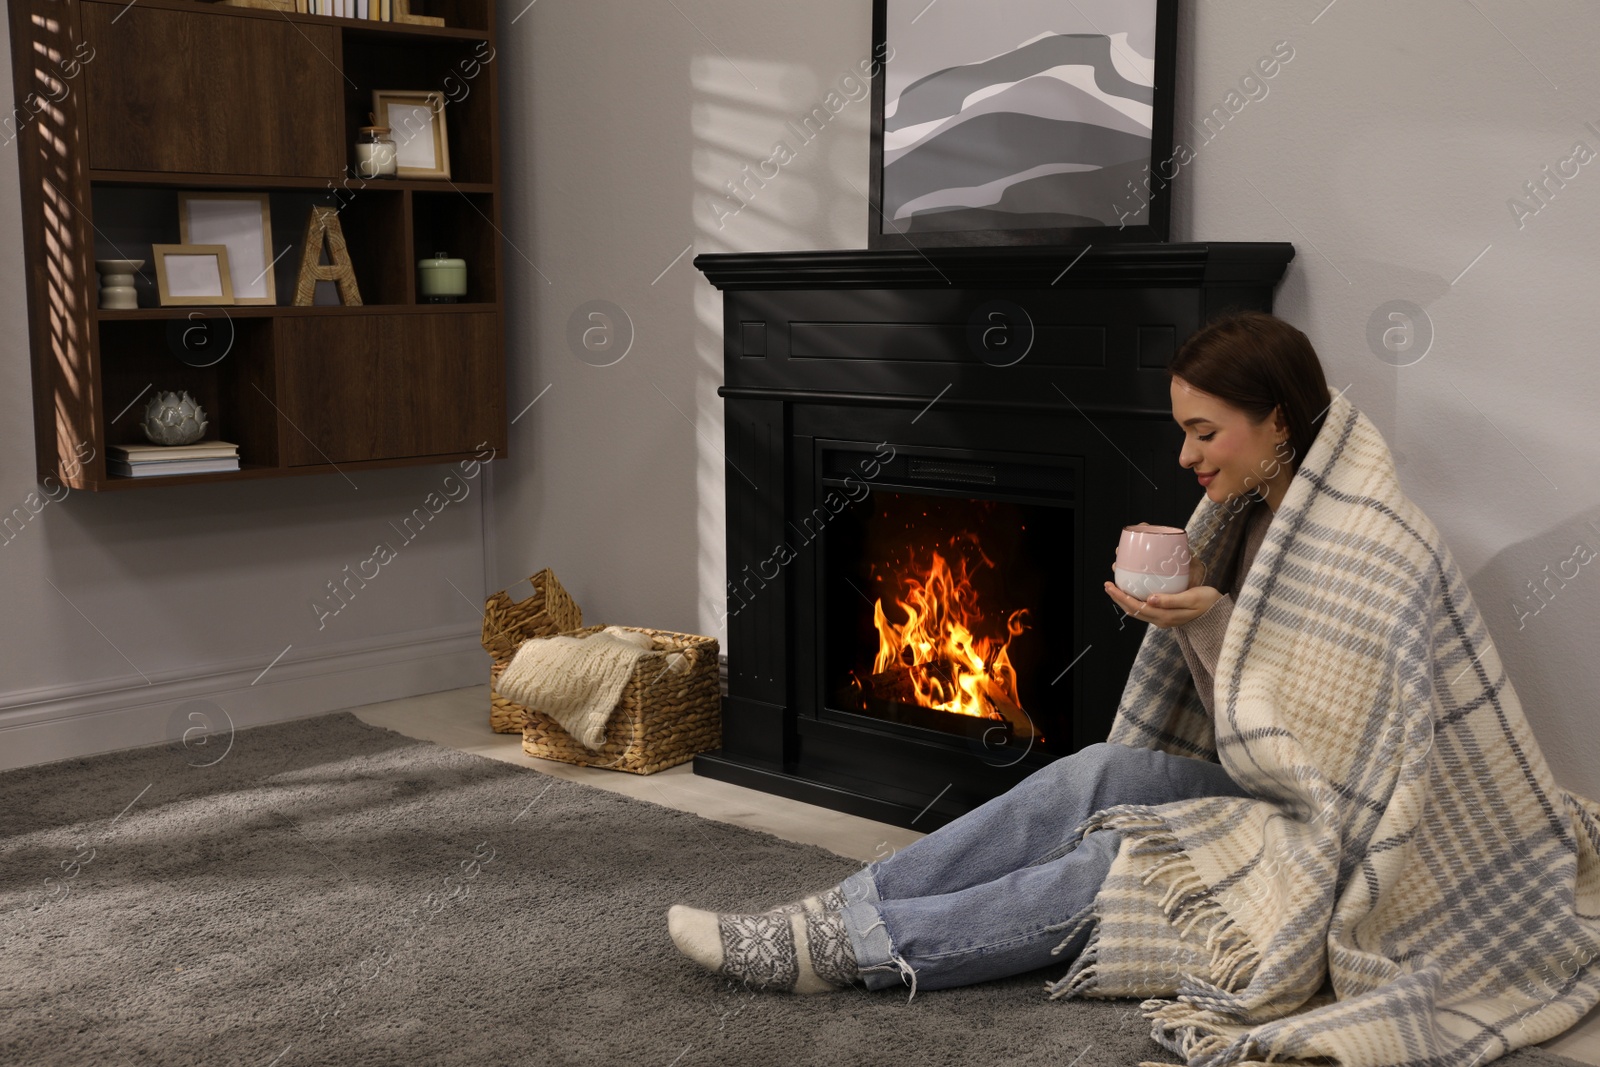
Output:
top-left (109, 458), bottom-right (242, 477)
top-left (109, 441), bottom-right (240, 462)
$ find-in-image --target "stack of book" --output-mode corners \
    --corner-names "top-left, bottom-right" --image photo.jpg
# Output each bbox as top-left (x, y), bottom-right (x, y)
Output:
top-left (299, 1), bottom-right (403, 19)
top-left (108, 441), bottom-right (241, 478)
top-left (213, 0), bottom-right (444, 25)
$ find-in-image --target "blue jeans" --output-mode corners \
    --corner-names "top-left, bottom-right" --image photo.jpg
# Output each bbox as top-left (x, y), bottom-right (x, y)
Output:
top-left (837, 742), bottom-right (1252, 995)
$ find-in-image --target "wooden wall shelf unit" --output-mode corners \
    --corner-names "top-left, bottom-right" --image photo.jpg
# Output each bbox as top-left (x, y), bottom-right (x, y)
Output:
top-left (6, 0), bottom-right (507, 490)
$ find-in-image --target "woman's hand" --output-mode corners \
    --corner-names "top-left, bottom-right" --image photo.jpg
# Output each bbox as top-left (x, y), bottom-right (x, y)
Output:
top-left (1103, 557), bottom-right (1221, 629)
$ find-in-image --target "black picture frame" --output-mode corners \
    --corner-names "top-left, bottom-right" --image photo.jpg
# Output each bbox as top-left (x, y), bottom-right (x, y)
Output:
top-left (867, 0), bottom-right (1179, 250)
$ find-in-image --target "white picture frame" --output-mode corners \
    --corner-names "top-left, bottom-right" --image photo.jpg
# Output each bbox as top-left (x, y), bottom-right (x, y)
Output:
top-left (178, 192), bottom-right (276, 305)
top-left (372, 89), bottom-right (451, 179)
top-left (152, 244), bottom-right (235, 307)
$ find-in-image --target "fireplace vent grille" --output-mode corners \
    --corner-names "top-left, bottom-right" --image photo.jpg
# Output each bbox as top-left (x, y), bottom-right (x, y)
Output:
top-left (821, 448), bottom-right (1078, 500)
top-left (907, 459), bottom-right (997, 485)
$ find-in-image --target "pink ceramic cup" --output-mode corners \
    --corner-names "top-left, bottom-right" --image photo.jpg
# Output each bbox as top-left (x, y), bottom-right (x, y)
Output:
top-left (1114, 523), bottom-right (1193, 600)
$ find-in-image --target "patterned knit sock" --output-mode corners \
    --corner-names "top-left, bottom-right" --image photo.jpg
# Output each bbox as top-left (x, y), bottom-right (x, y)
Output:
top-left (667, 904), bottom-right (860, 993)
top-left (762, 884), bottom-right (848, 916)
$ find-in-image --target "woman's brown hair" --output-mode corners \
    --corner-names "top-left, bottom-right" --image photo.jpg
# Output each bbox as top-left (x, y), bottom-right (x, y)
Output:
top-left (1168, 310), bottom-right (1330, 471)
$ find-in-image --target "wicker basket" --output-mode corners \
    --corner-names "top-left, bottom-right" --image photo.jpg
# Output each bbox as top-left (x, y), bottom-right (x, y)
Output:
top-left (484, 569), bottom-right (582, 733)
top-left (489, 623), bottom-right (721, 775)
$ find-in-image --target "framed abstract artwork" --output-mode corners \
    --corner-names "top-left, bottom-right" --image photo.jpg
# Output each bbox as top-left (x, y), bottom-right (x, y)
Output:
top-left (868, 0), bottom-right (1178, 249)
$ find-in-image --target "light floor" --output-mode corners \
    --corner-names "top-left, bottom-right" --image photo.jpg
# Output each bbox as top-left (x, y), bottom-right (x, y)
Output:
top-left (351, 685), bottom-right (1600, 1065)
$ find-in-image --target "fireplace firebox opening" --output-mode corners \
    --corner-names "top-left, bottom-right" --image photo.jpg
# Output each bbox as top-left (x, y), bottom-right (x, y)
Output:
top-left (817, 445), bottom-right (1078, 762)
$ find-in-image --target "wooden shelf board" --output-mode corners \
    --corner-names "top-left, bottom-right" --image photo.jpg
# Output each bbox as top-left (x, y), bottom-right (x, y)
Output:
top-left (79, 0), bottom-right (491, 40)
top-left (99, 463), bottom-right (282, 489)
top-left (94, 303), bottom-right (500, 321)
top-left (90, 448), bottom-right (505, 491)
top-left (89, 170), bottom-right (495, 194)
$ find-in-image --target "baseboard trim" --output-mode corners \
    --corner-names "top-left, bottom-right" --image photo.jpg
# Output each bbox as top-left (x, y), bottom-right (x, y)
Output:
top-left (0, 624), bottom-right (487, 771)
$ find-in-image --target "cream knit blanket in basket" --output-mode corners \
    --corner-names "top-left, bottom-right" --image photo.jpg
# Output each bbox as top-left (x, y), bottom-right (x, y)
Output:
top-left (497, 629), bottom-right (653, 750)
top-left (1043, 388), bottom-right (1600, 1067)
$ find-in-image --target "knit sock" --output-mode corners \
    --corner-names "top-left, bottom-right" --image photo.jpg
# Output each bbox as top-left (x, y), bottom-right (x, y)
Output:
top-left (667, 904), bottom-right (861, 993)
top-left (762, 884), bottom-right (847, 916)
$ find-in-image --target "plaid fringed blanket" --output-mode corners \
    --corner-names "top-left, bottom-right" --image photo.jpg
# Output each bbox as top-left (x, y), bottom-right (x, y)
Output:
top-left (1043, 388), bottom-right (1600, 1067)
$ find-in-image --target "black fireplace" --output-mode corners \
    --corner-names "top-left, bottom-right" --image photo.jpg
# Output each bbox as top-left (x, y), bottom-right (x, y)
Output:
top-left (694, 243), bottom-right (1293, 830)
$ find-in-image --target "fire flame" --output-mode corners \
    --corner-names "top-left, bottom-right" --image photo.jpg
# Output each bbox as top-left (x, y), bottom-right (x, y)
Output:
top-left (869, 544), bottom-right (1029, 720)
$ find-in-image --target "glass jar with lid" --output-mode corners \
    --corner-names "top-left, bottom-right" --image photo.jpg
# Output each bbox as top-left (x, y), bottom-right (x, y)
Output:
top-left (354, 126), bottom-right (398, 179)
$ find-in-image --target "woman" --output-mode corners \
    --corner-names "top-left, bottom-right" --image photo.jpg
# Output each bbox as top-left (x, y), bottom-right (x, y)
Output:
top-left (667, 310), bottom-right (1330, 997)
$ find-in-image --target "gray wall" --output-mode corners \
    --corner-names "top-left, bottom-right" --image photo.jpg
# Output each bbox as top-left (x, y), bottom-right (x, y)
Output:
top-left (5, 2), bottom-right (1596, 800)
top-left (490, 0), bottom-right (1600, 800)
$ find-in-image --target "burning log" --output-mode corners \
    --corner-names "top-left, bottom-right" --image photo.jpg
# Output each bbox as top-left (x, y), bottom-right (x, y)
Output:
top-left (863, 665), bottom-right (1038, 741)
top-left (865, 664), bottom-right (979, 712)
top-left (868, 544), bottom-right (1032, 723)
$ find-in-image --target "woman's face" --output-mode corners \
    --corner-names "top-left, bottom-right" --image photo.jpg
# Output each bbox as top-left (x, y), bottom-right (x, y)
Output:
top-left (1170, 376), bottom-right (1295, 512)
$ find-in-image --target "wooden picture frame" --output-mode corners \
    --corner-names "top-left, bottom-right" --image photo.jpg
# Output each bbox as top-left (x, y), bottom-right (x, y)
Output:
top-left (372, 90), bottom-right (451, 179)
top-left (178, 192), bottom-right (276, 305)
top-left (152, 244), bottom-right (235, 306)
top-left (868, 0), bottom-right (1178, 249)
top-left (393, 0), bottom-right (445, 26)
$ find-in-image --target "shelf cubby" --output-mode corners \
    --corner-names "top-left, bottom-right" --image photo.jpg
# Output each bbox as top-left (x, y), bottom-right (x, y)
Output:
top-left (405, 1), bottom-right (493, 33)
top-left (312, 190), bottom-right (413, 307)
top-left (412, 191), bottom-right (499, 305)
top-left (340, 36), bottom-right (499, 186)
top-left (95, 318), bottom-right (280, 472)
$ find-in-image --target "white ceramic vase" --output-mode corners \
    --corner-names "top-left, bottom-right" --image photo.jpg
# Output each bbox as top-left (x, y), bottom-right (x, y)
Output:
top-left (141, 390), bottom-right (209, 446)
top-left (96, 259), bottom-right (143, 310)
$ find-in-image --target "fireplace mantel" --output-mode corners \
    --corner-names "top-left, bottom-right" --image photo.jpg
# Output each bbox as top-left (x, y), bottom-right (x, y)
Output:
top-left (694, 241), bottom-right (1294, 830)
top-left (696, 241), bottom-right (1294, 291)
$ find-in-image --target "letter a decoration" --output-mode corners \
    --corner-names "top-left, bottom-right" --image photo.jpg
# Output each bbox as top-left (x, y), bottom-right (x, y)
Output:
top-left (293, 206), bottom-right (363, 306)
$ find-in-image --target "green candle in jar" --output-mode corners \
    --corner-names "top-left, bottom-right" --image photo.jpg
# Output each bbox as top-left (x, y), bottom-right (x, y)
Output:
top-left (417, 252), bottom-right (467, 303)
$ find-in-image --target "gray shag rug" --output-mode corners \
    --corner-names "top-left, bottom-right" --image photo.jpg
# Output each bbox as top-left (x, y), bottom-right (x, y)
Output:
top-left (0, 712), bottom-right (1588, 1067)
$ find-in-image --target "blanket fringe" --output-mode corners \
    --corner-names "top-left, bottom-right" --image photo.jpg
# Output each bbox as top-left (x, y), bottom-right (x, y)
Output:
top-left (1127, 816), bottom-right (1263, 997)
top-left (1044, 928), bottom-right (1101, 1000)
top-left (1140, 1002), bottom-right (1317, 1067)
top-left (1040, 809), bottom-right (1173, 1001)
top-left (1044, 811), bottom-right (1272, 1064)
top-left (1043, 900), bottom-right (1098, 955)
top-left (1131, 997), bottom-right (1295, 1067)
